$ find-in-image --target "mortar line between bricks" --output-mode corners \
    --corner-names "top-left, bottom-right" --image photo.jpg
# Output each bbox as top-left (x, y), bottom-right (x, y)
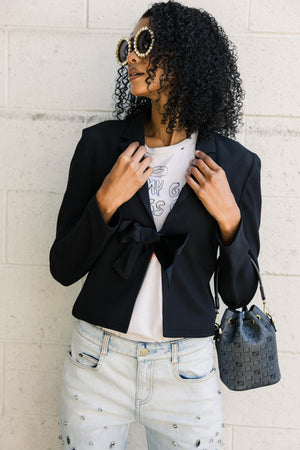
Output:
top-left (2, 412), bottom-right (60, 417)
top-left (6, 188), bottom-right (64, 194)
top-left (0, 25), bottom-right (122, 33)
top-left (1, 344), bottom-right (5, 416)
top-left (84, 0), bottom-right (88, 28)
top-left (226, 423), bottom-right (300, 432)
top-left (0, 106), bottom-right (299, 120)
top-left (5, 367), bottom-right (62, 374)
top-left (3, 190), bottom-right (7, 264)
top-left (0, 105), bottom-right (115, 114)
top-left (243, 113), bottom-right (300, 118)
top-left (261, 273), bottom-right (300, 277)
top-left (0, 190), bottom-right (63, 196)
top-left (4, 29), bottom-right (8, 106)
top-left (238, 126), bottom-right (246, 145)
top-left (245, 29), bottom-right (300, 37)
top-left (0, 110), bottom-right (89, 121)
top-left (278, 350), bottom-right (300, 356)
top-left (0, 339), bottom-right (70, 346)
top-left (262, 195), bottom-right (300, 199)
top-left (247, 0), bottom-right (251, 32)
top-left (0, 112), bottom-right (112, 123)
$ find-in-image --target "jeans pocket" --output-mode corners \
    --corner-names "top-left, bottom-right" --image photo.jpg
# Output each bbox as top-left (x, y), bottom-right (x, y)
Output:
top-left (67, 321), bottom-right (105, 371)
top-left (173, 339), bottom-right (216, 383)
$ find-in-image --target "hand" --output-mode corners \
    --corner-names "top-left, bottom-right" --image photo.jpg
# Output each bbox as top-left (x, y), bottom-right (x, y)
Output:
top-left (96, 142), bottom-right (153, 222)
top-left (185, 150), bottom-right (241, 245)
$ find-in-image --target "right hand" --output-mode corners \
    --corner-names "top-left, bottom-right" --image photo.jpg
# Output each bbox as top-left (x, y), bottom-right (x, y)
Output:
top-left (96, 141), bottom-right (153, 220)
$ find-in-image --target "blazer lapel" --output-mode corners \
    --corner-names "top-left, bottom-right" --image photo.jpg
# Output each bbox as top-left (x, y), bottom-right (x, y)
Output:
top-left (119, 108), bottom-right (154, 224)
top-left (159, 131), bottom-right (217, 232)
top-left (169, 131), bottom-right (217, 206)
top-left (119, 108), bottom-right (217, 227)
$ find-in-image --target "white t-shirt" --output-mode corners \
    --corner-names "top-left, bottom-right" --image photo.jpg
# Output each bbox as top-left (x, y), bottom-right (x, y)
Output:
top-left (102, 130), bottom-right (199, 341)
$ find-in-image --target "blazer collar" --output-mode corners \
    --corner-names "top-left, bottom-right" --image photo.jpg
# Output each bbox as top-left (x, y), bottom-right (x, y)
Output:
top-left (119, 108), bottom-right (216, 228)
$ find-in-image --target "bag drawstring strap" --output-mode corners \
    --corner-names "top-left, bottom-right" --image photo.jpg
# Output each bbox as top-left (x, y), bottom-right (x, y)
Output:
top-left (214, 256), bottom-right (274, 334)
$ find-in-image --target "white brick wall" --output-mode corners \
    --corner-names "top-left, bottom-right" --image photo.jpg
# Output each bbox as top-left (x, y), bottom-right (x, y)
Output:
top-left (0, 1), bottom-right (299, 449)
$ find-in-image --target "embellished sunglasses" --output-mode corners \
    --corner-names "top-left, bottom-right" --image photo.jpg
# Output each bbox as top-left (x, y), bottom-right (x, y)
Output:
top-left (115, 26), bottom-right (155, 66)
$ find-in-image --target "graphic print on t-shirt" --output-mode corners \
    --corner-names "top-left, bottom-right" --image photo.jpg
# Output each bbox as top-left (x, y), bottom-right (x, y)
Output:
top-left (145, 131), bottom-right (198, 232)
top-left (147, 165), bottom-right (167, 198)
top-left (147, 164), bottom-right (184, 220)
top-left (149, 198), bottom-right (166, 217)
top-left (169, 181), bottom-right (180, 198)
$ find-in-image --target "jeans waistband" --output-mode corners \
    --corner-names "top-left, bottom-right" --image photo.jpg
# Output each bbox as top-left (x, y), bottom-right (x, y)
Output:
top-left (75, 320), bottom-right (214, 361)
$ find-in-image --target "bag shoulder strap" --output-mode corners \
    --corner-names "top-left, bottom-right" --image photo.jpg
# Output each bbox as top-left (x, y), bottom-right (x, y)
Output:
top-left (214, 257), bottom-right (266, 312)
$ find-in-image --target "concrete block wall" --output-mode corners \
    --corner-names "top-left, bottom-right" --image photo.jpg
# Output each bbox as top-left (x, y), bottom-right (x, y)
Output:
top-left (0, 1), bottom-right (299, 449)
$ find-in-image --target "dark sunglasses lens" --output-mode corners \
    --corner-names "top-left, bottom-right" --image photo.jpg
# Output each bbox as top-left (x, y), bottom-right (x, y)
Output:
top-left (136, 29), bottom-right (152, 54)
top-left (118, 39), bottom-right (129, 63)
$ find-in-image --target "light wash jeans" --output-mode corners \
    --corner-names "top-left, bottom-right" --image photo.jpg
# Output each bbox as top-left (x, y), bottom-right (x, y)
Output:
top-left (59, 319), bottom-right (223, 449)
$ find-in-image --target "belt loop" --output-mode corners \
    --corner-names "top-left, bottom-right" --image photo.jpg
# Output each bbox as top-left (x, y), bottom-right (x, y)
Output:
top-left (171, 342), bottom-right (178, 365)
top-left (100, 332), bottom-right (111, 355)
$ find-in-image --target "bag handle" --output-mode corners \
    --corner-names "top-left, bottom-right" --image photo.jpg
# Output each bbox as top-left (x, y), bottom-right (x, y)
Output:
top-left (214, 256), bottom-right (273, 327)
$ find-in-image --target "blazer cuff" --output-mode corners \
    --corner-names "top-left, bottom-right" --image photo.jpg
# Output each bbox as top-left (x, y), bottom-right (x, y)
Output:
top-left (216, 218), bottom-right (250, 261)
top-left (88, 193), bottom-right (121, 232)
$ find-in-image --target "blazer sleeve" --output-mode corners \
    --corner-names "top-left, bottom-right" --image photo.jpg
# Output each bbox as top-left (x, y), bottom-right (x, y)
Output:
top-left (49, 129), bottom-right (121, 286)
top-left (216, 152), bottom-right (262, 308)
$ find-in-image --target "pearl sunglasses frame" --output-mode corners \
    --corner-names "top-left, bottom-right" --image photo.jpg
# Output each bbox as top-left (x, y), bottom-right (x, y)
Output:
top-left (115, 26), bottom-right (155, 66)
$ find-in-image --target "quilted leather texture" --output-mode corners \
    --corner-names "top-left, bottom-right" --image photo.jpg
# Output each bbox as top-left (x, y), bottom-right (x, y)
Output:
top-left (215, 305), bottom-right (281, 391)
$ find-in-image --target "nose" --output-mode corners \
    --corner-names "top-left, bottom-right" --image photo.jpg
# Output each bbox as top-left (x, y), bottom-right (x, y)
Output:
top-left (127, 48), bottom-right (142, 65)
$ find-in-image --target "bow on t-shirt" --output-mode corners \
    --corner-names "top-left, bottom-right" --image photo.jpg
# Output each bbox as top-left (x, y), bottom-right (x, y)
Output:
top-left (113, 220), bottom-right (190, 286)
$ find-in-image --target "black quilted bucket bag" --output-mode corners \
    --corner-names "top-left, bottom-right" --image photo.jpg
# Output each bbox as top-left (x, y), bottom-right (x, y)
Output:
top-left (214, 257), bottom-right (281, 391)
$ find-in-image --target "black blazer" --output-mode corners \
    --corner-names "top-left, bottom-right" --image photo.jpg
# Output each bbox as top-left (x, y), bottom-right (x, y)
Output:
top-left (49, 108), bottom-right (262, 338)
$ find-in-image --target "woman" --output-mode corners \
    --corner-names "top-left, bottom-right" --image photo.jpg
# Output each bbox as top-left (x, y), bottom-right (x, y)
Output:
top-left (50, 1), bottom-right (261, 449)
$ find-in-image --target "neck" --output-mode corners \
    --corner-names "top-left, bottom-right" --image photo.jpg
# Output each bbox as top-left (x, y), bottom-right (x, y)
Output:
top-left (145, 101), bottom-right (188, 147)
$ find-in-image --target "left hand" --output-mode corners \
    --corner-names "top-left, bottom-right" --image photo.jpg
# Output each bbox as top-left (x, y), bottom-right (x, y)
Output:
top-left (185, 150), bottom-right (241, 245)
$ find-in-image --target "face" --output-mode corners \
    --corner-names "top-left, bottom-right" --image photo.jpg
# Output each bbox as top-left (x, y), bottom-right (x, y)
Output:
top-left (126, 17), bottom-right (169, 100)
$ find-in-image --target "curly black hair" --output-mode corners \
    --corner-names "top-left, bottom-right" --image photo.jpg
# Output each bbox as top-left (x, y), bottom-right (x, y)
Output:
top-left (112, 0), bottom-right (245, 141)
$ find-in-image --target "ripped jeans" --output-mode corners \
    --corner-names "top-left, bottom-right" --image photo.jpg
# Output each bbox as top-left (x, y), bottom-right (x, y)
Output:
top-left (59, 319), bottom-right (223, 449)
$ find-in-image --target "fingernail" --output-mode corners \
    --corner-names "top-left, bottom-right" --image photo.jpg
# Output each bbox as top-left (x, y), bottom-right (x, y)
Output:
top-left (195, 150), bottom-right (201, 155)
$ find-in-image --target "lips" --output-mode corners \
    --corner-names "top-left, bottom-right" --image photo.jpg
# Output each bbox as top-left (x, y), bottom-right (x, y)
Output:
top-left (128, 71), bottom-right (144, 80)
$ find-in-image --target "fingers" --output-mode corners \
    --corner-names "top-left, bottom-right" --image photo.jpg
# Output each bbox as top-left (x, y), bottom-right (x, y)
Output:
top-left (192, 158), bottom-right (212, 177)
top-left (124, 142), bottom-right (152, 173)
top-left (138, 155), bottom-right (152, 173)
top-left (141, 165), bottom-right (153, 180)
top-left (131, 144), bottom-right (149, 163)
top-left (187, 150), bottom-right (224, 185)
top-left (195, 150), bottom-right (220, 171)
top-left (123, 141), bottom-right (148, 163)
top-left (123, 141), bottom-right (140, 157)
top-left (120, 142), bottom-right (152, 181)
top-left (185, 170), bottom-right (202, 194)
top-left (186, 165), bottom-right (205, 186)
top-left (186, 156), bottom-right (209, 185)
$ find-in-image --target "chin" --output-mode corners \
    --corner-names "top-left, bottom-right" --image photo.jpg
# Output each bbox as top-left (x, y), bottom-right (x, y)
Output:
top-left (130, 85), bottom-right (151, 98)
top-left (130, 73), bottom-right (160, 95)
